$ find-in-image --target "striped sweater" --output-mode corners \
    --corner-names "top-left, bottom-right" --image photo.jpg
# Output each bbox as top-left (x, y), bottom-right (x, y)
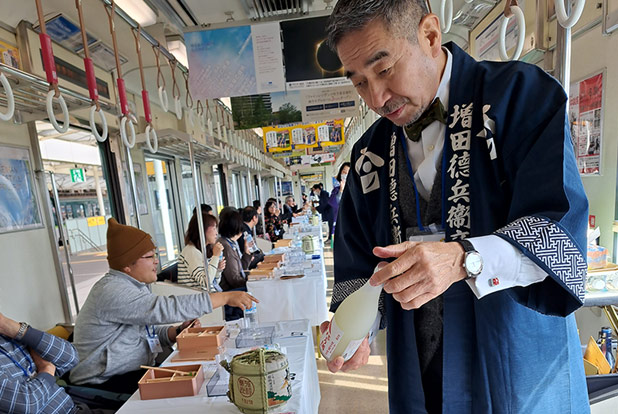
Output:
top-left (177, 244), bottom-right (222, 292)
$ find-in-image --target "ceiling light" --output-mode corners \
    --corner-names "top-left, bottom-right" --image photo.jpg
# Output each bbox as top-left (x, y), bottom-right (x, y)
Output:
top-left (115, 0), bottom-right (157, 27)
top-left (167, 39), bottom-right (188, 68)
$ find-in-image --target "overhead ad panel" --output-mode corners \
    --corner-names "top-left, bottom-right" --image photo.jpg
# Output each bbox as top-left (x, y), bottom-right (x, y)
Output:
top-left (281, 16), bottom-right (352, 90)
top-left (185, 23), bottom-right (285, 99)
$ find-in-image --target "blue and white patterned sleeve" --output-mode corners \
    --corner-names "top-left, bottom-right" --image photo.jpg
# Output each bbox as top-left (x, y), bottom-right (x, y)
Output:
top-left (20, 327), bottom-right (79, 377)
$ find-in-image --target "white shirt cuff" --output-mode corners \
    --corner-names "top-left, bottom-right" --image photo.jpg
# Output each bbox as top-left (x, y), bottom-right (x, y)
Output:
top-left (464, 235), bottom-right (548, 299)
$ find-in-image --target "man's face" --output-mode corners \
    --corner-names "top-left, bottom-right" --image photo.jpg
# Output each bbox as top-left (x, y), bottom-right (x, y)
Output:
top-left (287, 199), bottom-right (294, 206)
top-left (337, 18), bottom-right (442, 127)
top-left (124, 249), bottom-right (159, 284)
top-left (250, 215), bottom-right (258, 228)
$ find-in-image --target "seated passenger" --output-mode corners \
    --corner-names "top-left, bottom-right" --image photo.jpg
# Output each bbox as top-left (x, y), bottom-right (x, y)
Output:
top-left (70, 219), bottom-right (255, 394)
top-left (0, 312), bottom-right (80, 413)
top-left (238, 206), bottom-right (265, 270)
top-left (218, 209), bottom-right (252, 292)
top-left (264, 200), bottom-right (284, 242)
top-left (178, 211), bottom-right (226, 291)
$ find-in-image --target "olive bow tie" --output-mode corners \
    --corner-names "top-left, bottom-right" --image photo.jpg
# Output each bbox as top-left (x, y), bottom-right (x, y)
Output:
top-left (403, 98), bottom-right (447, 142)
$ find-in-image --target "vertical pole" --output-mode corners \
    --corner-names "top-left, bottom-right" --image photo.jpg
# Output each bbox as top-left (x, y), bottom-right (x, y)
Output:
top-left (124, 146), bottom-right (141, 229)
top-left (257, 172), bottom-right (266, 236)
top-left (555, 3), bottom-right (572, 96)
top-left (189, 141), bottom-right (211, 292)
top-left (93, 166), bottom-right (106, 216)
top-left (49, 171), bottom-right (80, 315)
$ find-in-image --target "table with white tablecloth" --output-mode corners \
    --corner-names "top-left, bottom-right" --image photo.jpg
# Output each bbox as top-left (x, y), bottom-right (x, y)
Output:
top-left (247, 254), bottom-right (328, 327)
top-left (116, 319), bottom-right (320, 414)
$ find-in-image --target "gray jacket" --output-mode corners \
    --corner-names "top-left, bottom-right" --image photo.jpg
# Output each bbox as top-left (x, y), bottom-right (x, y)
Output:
top-left (70, 269), bottom-right (213, 385)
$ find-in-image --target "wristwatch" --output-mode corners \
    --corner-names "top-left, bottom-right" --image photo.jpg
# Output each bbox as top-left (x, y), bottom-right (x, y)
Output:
top-left (15, 322), bottom-right (29, 341)
top-left (457, 239), bottom-right (483, 280)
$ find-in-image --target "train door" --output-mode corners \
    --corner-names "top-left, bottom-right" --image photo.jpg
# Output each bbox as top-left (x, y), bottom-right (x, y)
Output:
top-left (38, 121), bottom-right (114, 316)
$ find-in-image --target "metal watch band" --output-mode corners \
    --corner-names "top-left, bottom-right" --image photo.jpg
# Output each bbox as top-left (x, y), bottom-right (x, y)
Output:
top-left (15, 322), bottom-right (28, 341)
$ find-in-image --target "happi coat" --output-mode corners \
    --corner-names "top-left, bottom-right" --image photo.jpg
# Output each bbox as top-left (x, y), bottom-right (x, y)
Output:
top-left (331, 42), bottom-right (590, 413)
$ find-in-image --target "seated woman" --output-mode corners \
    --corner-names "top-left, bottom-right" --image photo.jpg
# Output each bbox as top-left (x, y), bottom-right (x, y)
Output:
top-left (264, 200), bottom-right (284, 242)
top-left (218, 208), bottom-right (253, 320)
top-left (178, 211), bottom-right (226, 291)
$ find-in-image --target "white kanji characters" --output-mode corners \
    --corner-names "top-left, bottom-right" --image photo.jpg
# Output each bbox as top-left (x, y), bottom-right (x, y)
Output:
top-left (447, 152), bottom-right (471, 180)
top-left (448, 179), bottom-right (470, 203)
top-left (446, 203), bottom-right (470, 229)
top-left (451, 229), bottom-right (470, 240)
top-left (450, 130), bottom-right (471, 151)
top-left (449, 103), bottom-right (473, 129)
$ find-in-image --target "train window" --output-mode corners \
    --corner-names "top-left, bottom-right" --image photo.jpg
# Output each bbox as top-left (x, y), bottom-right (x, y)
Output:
top-left (180, 160), bottom-right (196, 228)
top-left (231, 172), bottom-right (242, 208)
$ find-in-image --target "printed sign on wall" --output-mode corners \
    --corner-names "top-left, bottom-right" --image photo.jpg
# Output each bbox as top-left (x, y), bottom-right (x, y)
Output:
top-left (300, 86), bottom-right (360, 123)
top-left (569, 72), bottom-right (604, 175)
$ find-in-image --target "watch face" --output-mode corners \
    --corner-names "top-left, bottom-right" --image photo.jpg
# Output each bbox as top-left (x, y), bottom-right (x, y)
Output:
top-left (465, 252), bottom-right (483, 275)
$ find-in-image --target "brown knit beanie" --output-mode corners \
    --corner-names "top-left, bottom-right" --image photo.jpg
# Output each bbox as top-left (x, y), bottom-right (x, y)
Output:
top-left (106, 218), bottom-right (156, 270)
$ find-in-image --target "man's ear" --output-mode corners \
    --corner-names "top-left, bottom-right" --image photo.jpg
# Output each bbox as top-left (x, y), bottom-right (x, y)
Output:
top-left (418, 13), bottom-right (442, 58)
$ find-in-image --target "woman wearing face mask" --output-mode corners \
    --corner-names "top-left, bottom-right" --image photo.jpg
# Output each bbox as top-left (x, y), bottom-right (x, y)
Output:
top-left (328, 162), bottom-right (351, 241)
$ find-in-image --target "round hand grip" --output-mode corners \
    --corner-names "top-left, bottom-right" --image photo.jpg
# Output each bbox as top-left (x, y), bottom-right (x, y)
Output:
top-left (499, 6), bottom-right (526, 61)
top-left (0, 72), bottom-right (15, 122)
top-left (555, 0), bottom-right (586, 28)
top-left (158, 86), bottom-right (169, 113)
top-left (439, 0), bottom-right (453, 33)
top-left (120, 116), bottom-right (136, 149)
top-left (46, 90), bottom-right (69, 133)
top-left (174, 97), bottom-right (182, 120)
top-left (89, 105), bottom-right (108, 142)
top-left (145, 124), bottom-right (159, 153)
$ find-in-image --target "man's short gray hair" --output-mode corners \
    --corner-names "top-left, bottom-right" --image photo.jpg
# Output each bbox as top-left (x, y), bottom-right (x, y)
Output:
top-left (327, 0), bottom-right (430, 50)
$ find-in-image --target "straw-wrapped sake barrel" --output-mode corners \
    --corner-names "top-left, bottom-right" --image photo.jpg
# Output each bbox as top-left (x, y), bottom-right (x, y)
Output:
top-left (221, 348), bottom-right (292, 413)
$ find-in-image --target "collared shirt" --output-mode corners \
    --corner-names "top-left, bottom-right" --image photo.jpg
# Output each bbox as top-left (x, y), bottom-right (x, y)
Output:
top-left (0, 327), bottom-right (78, 414)
top-left (403, 48), bottom-right (547, 299)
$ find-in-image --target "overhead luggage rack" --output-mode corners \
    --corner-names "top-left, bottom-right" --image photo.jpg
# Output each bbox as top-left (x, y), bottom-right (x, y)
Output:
top-left (137, 128), bottom-right (220, 163)
top-left (0, 62), bottom-right (116, 124)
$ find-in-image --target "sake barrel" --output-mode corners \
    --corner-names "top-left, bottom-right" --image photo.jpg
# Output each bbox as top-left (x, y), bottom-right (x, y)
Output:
top-left (221, 348), bottom-right (292, 413)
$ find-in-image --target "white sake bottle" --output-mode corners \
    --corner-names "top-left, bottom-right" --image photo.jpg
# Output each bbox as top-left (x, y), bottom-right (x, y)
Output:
top-left (320, 263), bottom-right (385, 362)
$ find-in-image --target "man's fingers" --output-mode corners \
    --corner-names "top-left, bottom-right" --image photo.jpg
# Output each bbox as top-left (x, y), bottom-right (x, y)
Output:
top-left (370, 248), bottom-right (419, 286)
top-left (319, 321), bottom-right (330, 334)
top-left (327, 356), bottom-right (344, 373)
top-left (400, 293), bottom-right (436, 310)
top-left (372, 241), bottom-right (417, 258)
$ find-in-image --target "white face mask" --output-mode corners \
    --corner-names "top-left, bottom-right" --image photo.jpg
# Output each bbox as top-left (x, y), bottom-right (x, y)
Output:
top-left (340, 173), bottom-right (348, 182)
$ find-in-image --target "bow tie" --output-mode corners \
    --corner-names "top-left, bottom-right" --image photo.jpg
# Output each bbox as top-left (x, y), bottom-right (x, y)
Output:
top-left (403, 98), bottom-right (447, 142)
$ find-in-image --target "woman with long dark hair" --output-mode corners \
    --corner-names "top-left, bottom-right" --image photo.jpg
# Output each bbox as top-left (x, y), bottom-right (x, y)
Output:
top-left (264, 200), bottom-right (284, 242)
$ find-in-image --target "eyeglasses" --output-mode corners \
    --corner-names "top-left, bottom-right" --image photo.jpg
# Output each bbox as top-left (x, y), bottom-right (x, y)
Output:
top-left (140, 252), bottom-right (159, 261)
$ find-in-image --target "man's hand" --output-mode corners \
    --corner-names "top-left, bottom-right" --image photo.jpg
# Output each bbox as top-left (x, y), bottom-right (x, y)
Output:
top-left (30, 350), bottom-right (56, 376)
top-left (0, 312), bottom-right (21, 339)
top-left (225, 292), bottom-right (258, 310)
top-left (370, 241), bottom-right (467, 310)
top-left (319, 321), bottom-right (370, 373)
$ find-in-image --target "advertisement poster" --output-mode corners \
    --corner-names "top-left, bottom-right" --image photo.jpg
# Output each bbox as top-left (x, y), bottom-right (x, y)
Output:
top-left (44, 15), bottom-right (97, 53)
top-left (300, 86), bottom-right (360, 123)
top-left (263, 119), bottom-right (345, 153)
top-left (231, 90), bottom-right (302, 130)
top-left (186, 23), bottom-right (285, 99)
top-left (0, 40), bottom-right (19, 69)
top-left (569, 72), bottom-right (604, 175)
top-left (0, 145), bottom-right (42, 234)
top-left (281, 16), bottom-right (351, 90)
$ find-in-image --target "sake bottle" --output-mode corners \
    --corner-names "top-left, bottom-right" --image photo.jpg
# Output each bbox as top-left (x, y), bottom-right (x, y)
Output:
top-left (320, 263), bottom-right (385, 362)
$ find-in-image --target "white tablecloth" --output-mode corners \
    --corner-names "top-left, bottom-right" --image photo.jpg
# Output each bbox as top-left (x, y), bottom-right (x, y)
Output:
top-left (247, 256), bottom-right (328, 327)
top-left (117, 319), bottom-right (320, 414)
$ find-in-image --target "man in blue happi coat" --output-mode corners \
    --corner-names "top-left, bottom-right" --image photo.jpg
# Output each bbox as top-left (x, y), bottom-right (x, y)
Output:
top-left (322, 0), bottom-right (590, 413)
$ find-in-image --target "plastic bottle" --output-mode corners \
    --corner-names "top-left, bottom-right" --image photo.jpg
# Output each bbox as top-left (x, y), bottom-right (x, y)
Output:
top-left (319, 263), bottom-right (385, 362)
top-left (243, 295), bottom-right (258, 330)
top-left (599, 327), bottom-right (616, 369)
